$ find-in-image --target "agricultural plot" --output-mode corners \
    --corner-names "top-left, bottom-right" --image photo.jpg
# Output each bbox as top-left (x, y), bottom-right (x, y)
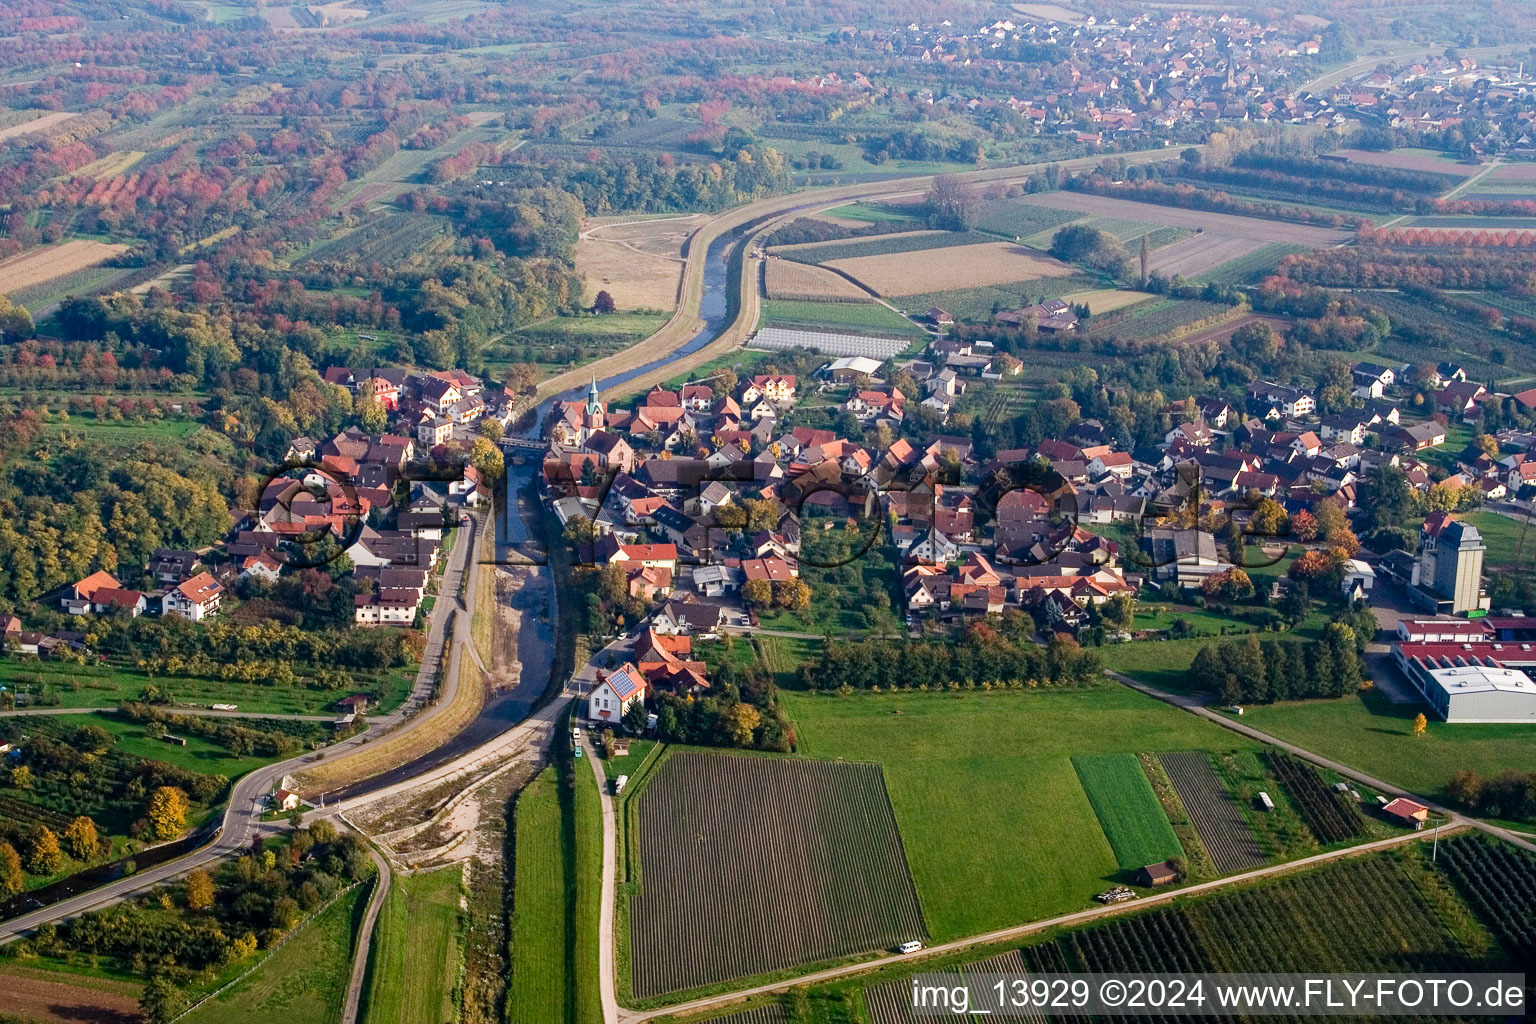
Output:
top-left (1017, 192), bottom-right (1351, 246)
top-left (897, 274), bottom-right (1102, 322)
top-left (775, 230), bottom-right (993, 265)
top-left (763, 259), bottom-right (871, 301)
top-left (629, 752), bottom-right (924, 998)
top-left (1071, 754), bottom-right (1183, 872)
top-left (783, 688), bottom-right (1267, 942)
top-left (1194, 242), bottom-right (1311, 285)
top-left (0, 240), bottom-right (128, 295)
top-left (1331, 148), bottom-right (1479, 178)
top-left (1488, 164), bottom-right (1536, 184)
top-left (1035, 853), bottom-right (1479, 976)
top-left (975, 198), bottom-right (1081, 239)
top-left (827, 243), bottom-right (1074, 297)
top-left (0, 111), bottom-right (80, 143)
top-left (1106, 298), bottom-right (1233, 342)
top-left (75, 150), bottom-right (146, 180)
top-left (1435, 836), bottom-right (1536, 963)
top-left (707, 1005), bottom-right (789, 1024)
top-left (298, 213), bottom-right (450, 269)
top-left (1263, 752), bottom-right (1364, 845)
top-left (760, 299), bottom-right (923, 338)
top-left (1147, 233), bottom-right (1269, 279)
top-left (1058, 288), bottom-right (1154, 315)
top-left (0, 963), bottom-right (141, 1024)
top-left (750, 326), bottom-right (909, 360)
top-left (1157, 751), bottom-right (1264, 873)
top-left (822, 202), bottom-right (918, 225)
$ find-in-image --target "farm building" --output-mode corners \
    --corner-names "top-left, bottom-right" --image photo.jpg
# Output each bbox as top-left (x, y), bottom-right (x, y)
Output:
top-left (826, 355), bottom-right (886, 382)
top-left (1137, 860), bottom-right (1180, 887)
top-left (1391, 644), bottom-right (1536, 722)
top-left (1381, 797), bottom-right (1429, 829)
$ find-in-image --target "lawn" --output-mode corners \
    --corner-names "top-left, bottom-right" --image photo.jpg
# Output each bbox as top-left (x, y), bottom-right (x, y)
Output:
top-left (1071, 753), bottom-right (1184, 872)
top-left (507, 763), bottom-right (603, 1024)
top-left (1100, 610), bottom-right (1329, 693)
top-left (1459, 510), bottom-right (1536, 568)
top-left (782, 685), bottom-right (1263, 941)
top-left (1240, 689), bottom-right (1536, 807)
top-left (185, 885), bottom-right (365, 1024)
top-left (759, 298), bottom-right (924, 338)
top-left (362, 866), bottom-right (463, 1024)
top-left (42, 417), bottom-right (202, 445)
top-left (602, 738), bottom-right (657, 780)
top-left (0, 655), bottom-right (413, 716)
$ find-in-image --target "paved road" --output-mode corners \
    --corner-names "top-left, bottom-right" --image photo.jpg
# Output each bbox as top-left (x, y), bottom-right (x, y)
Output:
top-left (618, 827), bottom-right (1446, 1024)
top-left (582, 734), bottom-right (621, 1024)
top-left (0, 513), bottom-right (486, 941)
top-left (340, 841), bottom-right (392, 1024)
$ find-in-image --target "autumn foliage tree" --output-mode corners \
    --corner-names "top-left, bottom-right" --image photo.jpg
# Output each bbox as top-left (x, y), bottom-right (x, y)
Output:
top-left (62, 816), bottom-right (98, 861)
top-left (0, 843), bottom-right (22, 896)
top-left (26, 825), bottom-right (62, 875)
top-left (185, 868), bottom-right (215, 911)
top-left (146, 786), bottom-right (190, 840)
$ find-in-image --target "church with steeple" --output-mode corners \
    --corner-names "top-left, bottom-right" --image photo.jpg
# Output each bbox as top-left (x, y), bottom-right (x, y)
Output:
top-left (552, 374), bottom-right (607, 446)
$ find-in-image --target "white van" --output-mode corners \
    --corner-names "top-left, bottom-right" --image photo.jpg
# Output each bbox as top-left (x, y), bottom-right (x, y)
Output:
top-left (896, 940), bottom-right (923, 954)
top-left (614, 774), bottom-right (629, 794)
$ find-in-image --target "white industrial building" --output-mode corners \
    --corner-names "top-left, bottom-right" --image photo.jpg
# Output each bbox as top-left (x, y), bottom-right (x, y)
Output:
top-left (1392, 643), bottom-right (1536, 723)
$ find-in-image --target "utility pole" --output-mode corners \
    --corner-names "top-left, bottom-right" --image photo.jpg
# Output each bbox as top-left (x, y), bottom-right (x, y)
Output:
top-left (1431, 815), bottom-right (1444, 861)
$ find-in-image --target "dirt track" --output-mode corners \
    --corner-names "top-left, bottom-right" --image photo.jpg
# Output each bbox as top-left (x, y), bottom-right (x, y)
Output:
top-left (1018, 192), bottom-right (1351, 246)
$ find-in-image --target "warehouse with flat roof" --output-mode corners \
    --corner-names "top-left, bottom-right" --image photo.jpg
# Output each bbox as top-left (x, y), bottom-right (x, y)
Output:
top-left (1392, 643), bottom-right (1536, 723)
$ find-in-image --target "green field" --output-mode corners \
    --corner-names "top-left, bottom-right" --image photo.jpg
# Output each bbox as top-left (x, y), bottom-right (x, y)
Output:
top-left (0, 656), bottom-right (413, 716)
top-left (185, 885), bottom-right (365, 1024)
top-left (1459, 510), bottom-right (1536, 568)
top-left (41, 418), bottom-right (202, 445)
top-left (1071, 753), bottom-right (1184, 872)
top-left (782, 686), bottom-right (1263, 941)
top-left (603, 738), bottom-right (657, 780)
top-left (1195, 242), bottom-right (1312, 285)
top-left (507, 763), bottom-right (603, 1024)
top-left (759, 298), bottom-right (924, 337)
top-left (896, 274), bottom-right (1103, 323)
top-left (1240, 690), bottom-right (1536, 808)
top-left (362, 867), bottom-right (463, 1024)
top-left (1100, 611), bottom-right (1329, 693)
top-left (824, 202), bottom-right (918, 224)
top-left (975, 200), bottom-right (1081, 240)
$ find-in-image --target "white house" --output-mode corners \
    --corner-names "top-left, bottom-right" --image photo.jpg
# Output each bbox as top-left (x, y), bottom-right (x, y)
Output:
top-left (162, 573), bottom-right (223, 621)
top-left (588, 664), bottom-right (646, 723)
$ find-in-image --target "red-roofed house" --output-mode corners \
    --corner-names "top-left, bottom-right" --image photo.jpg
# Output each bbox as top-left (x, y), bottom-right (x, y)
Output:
top-left (63, 570), bottom-right (123, 614)
top-left (588, 664), bottom-right (647, 722)
top-left (609, 544), bottom-right (678, 572)
top-left (1382, 797), bottom-right (1429, 829)
top-left (162, 572), bottom-right (223, 621)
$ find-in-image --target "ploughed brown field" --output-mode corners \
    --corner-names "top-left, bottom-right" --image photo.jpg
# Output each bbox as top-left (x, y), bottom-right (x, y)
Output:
top-left (0, 240), bottom-right (129, 294)
top-left (1017, 192), bottom-right (1352, 246)
top-left (628, 752), bottom-right (925, 998)
top-left (0, 964), bottom-right (142, 1023)
top-left (826, 241), bottom-right (1073, 297)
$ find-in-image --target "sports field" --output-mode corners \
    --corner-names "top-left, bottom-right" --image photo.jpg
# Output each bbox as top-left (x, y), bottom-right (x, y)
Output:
top-left (1071, 753), bottom-right (1184, 871)
top-left (782, 686), bottom-right (1262, 941)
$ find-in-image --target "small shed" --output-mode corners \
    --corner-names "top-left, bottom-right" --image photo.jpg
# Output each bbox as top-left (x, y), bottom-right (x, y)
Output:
top-left (1137, 860), bottom-right (1180, 887)
top-left (161, 734), bottom-right (188, 747)
top-left (1254, 791), bottom-right (1275, 812)
top-left (273, 789), bottom-right (301, 811)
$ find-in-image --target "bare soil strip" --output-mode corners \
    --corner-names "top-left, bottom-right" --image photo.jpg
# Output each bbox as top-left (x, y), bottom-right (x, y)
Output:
top-left (1147, 233), bottom-right (1268, 278)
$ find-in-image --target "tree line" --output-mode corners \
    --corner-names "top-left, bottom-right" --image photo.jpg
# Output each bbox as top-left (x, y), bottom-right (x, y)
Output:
top-left (799, 626), bottom-right (1103, 692)
top-left (1187, 623), bottom-right (1367, 705)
